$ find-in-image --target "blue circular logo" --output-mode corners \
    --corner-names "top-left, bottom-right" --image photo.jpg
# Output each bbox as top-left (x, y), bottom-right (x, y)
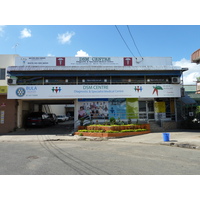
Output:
top-left (16, 87), bottom-right (26, 97)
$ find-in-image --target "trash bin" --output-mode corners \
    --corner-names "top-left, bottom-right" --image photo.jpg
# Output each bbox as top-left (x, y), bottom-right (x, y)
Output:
top-left (162, 132), bottom-right (170, 142)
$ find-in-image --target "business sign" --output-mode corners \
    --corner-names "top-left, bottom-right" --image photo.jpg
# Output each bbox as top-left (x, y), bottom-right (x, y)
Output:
top-left (0, 86), bottom-right (7, 94)
top-left (77, 98), bottom-right (139, 120)
top-left (8, 84), bottom-right (181, 99)
top-left (14, 56), bottom-right (174, 67)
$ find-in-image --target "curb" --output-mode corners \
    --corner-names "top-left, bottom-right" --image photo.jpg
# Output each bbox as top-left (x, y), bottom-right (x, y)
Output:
top-left (160, 141), bottom-right (200, 150)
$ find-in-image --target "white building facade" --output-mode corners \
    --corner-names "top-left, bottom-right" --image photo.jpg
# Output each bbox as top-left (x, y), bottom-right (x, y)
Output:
top-left (7, 56), bottom-right (187, 129)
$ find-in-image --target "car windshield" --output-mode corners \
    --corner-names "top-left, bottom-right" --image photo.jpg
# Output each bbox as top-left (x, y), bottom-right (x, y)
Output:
top-left (29, 112), bottom-right (44, 117)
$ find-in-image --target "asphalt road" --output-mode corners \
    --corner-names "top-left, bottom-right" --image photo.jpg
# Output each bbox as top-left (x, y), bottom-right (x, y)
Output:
top-left (1, 139), bottom-right (200, 175)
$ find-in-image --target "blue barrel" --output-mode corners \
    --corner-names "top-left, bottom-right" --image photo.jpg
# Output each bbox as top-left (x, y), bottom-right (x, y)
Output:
top-left (162, 132), bottom-right (170, 142)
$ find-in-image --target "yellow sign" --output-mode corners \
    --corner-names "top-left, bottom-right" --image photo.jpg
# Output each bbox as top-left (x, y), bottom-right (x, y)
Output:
top-left (0, 86), bottom-right (7, 94)
top-left (154, 102), bottom-right (166, 113)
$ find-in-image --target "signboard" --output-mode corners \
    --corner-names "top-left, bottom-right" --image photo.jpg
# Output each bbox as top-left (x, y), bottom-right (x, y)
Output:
top-left (196, 82), bottom-right (200, 94)
top-left (8, 84), bottom-right (181, 99)
top-left (0, 110), bottom-right (5, 124)
top-left (0, 86), bottom-right (7, 94)
top-left (77, 98), bottom-right (139, 120)
top-left (15, 57), bottom-right (56, 66)
top-left (15, 57), bottom-right (124, 67)
top-left (14, 57), bottom-right (174, 67)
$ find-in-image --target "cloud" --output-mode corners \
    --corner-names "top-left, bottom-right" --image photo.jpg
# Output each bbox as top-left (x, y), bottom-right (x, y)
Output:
top-left (0, 25), bottom-right (5, 37)
top-left (75, 50), bottom-right (89, 57)
top-left (20, 28), bottom-right (32, 38)
top-left (173, 58), bottom-right (200, 85)
top-left (47, 53), bottom-right (55, 57)
top-left (57, 31), bottom-right (75, 44)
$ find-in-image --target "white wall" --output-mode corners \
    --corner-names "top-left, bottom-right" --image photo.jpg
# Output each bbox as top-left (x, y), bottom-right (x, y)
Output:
top-left (49, 105), bottom-right (66, 115)
top-left (0, 54), bottom-right (19, 86)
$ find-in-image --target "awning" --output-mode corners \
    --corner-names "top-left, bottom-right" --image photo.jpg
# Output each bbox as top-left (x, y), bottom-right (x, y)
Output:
top-left (181, 94), bottom-right (196, 105)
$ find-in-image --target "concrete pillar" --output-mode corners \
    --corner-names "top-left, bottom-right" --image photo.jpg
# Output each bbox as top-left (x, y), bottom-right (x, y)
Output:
top-left (17, 99), bottom-right (22, 128)
top-left (74, 99), bottom-right (79, 129)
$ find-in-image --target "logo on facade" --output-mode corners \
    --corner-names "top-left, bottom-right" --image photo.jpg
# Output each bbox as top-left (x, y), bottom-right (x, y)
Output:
top-left (16, 87), bottom-right (26, 97)
top-left (52, 87), bottom-right (62, 93)
top-left (56, 57), bottom-right (65, 66)
top-left (134, 86), bottom-right (143, 92)
top-left (124, 57), bottom-right (132, 66)
top-left (152, 86), bottom-right (163, 96)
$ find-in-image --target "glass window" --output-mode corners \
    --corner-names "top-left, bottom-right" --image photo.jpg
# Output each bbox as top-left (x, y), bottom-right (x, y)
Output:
top-left (0, 69), bottom-right (6, 80)
top-left (139, 101), bottom-right (146, 112)
top-left (148, 101), bottom-right (154, 112)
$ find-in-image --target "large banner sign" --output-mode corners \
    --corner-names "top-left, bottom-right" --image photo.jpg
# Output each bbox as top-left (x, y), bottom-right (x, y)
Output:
top-left (14, 57), bottom-right (174, 67)
top-left (77, 98), bottom-right (139, 120)
top-left (15, 57), bottom-right (124, 67)
top-left (8, 84), bottom-right (181, 99)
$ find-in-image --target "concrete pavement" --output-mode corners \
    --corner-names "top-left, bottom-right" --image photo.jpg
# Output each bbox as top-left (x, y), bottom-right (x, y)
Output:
top-left (1, 129), bottom-right (200, 150)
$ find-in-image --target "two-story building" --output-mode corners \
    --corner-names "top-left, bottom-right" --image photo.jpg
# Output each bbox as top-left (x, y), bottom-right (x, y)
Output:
top-left (6, 56), bottom-right (187, 131)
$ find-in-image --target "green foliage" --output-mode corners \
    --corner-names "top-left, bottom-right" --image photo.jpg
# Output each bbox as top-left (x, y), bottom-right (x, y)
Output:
top-left (78, 130), bottom-right (88, 132)
top-left (121, 129), bottom-right (136, 132)
top-left (105, 130), bottom-right (119, 133)
top-left (109, 117), bottom-right (116, 125)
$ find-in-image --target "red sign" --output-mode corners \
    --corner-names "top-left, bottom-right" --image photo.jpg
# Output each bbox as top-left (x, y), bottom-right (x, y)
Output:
top-left (124, 57), bottom-right (132, 66)
top-left (0, 103), bottom-right (6, 107)
top-left (56, 57), bottom-right (65, 66)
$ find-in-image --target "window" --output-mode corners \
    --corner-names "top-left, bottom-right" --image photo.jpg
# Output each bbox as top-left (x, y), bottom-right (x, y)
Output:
top-left (0, 69), bottom-right (6, 80)
top-left (112, 76), bottom-right (144, 84)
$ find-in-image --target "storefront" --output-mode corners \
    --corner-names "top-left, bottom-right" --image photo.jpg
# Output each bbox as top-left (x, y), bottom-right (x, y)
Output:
top-left (7, 56), bottom-right (187, 129)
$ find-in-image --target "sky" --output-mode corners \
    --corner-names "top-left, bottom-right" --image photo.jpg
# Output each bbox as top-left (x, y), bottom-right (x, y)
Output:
top-left (0, 25), bottom-right (200, 85)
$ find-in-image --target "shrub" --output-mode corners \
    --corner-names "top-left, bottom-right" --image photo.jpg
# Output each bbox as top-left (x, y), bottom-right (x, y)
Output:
top-left (78, 130), bottom-right (88, 132)
top-left (105, 130), bottom-right (119, 133)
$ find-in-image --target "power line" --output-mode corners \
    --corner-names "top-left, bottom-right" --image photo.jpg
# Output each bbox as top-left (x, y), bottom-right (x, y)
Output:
top-left (115, 25), bottom-right (136, 58)
top-left (127, 25), bottom-right (143, 58)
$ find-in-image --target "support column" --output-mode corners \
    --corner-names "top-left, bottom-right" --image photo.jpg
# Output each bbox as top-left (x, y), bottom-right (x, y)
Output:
top-left (17, 99), bottom-right (23, 128)
top-left (74, 99), bottom-right (79, 130)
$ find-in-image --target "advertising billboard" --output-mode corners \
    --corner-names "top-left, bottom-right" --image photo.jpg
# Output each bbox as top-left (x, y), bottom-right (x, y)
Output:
top-left (8, 84), bottom-right (181, 99)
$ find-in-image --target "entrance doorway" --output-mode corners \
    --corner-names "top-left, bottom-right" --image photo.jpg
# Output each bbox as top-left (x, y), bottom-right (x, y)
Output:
top-left (139, 101), bottom-right (154, 121)
top-left (17, 99), bottom-right (75, 134)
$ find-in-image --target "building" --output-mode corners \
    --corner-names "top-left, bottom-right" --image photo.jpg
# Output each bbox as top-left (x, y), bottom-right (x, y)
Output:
top-left (0, 54), bottom-right (19, 133)
top-left (6, 56), bottom-right (188, 131)
top-left (191, 49), bottom-right (200, 64)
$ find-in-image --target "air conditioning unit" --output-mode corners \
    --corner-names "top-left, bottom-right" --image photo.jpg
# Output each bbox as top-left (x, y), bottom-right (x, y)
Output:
top-left (172, 77), bottom-right (180, 84)
top-left (7, 78), bottom-right (17, 85)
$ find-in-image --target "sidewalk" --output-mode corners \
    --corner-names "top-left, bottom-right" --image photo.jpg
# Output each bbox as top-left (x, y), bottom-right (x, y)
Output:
top-left (109, 130), bottom-right (200, 149)
top-left (0, 130), bottom-right (200, 149)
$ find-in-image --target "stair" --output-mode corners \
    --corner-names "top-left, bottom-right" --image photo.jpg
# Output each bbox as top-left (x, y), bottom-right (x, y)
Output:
top-left (149, 121), bottom-right (165, 132)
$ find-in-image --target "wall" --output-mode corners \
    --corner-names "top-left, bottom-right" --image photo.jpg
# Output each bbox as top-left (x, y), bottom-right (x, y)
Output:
top-left (49, 105), bottom-right (66, 115)
top-left (0, 95), bottom-right (17, 134)
top-left (0, 54), bottom-right (19, 86)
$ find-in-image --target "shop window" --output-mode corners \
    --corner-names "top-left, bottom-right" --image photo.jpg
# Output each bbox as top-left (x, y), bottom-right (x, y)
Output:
top-left (146, 76), bottom-right (169, 84)
top-left (139, 101), bottom-right (154, 121)
top-left (112, 76), bottom-right (144, 84)
top-left (78, 77), bottom-right (110, 84)
top-left (17, 77), bottom-right (43, 85)
top-left (45, 77), bottom-right (76, 85)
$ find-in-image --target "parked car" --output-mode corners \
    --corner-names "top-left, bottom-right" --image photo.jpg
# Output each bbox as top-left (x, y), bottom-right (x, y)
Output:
top-left (57, 115), bottom-right (69, 122)
top-left (47, 113), bottom-right (58, 125)
top-left (26, 112), bottom-right (52, 127)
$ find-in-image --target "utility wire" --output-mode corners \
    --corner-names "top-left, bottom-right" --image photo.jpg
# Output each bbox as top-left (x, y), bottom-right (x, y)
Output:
top-left (115, 25), bottom-right (136, 58)
top-left (127, 25), bottom-right (143, 58)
